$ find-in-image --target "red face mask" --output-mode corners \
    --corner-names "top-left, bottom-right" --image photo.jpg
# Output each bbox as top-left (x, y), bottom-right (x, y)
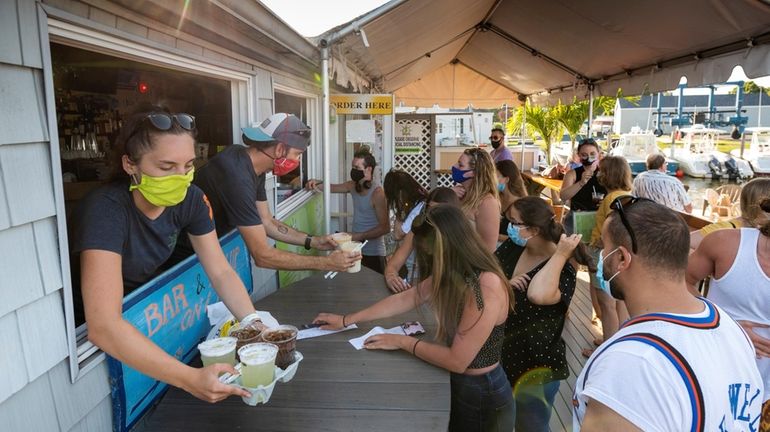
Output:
top-left (273, 158), bottom-right (300, 176)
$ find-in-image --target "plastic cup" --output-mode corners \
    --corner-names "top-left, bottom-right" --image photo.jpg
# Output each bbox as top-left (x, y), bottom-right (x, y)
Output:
top-left (340, 241), bottom-right (363, 273)
top-left (198, 337), bottom-right (237, 367)
top-left (332, 232), bottom-right (353, 248)
top-left (238, 343), bottom-right (278, 388)
top-left (260, 325), bottom-right (299, 369)
top-left (230, 327), bottom-right (262, 360)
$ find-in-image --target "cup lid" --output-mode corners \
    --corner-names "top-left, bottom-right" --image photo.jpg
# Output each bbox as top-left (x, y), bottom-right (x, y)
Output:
top-left (238, 342), bottom-right (278, 365)
top-left (198, 337), bottom-right (237, 356)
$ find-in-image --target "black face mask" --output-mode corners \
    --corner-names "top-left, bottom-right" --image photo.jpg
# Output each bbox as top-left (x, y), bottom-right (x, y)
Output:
top-left (491, 139), bottom-right (502, 149)
top-left (350, 168), bottom-right (365, 182)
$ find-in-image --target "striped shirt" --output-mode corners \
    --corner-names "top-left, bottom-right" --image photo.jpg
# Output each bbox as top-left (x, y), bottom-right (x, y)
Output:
top-left (632, 170), bottom-right (691, 212)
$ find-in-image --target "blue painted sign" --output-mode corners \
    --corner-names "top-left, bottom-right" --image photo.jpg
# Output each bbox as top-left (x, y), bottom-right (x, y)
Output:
top-left (107, 230), bottom-right (253, 432)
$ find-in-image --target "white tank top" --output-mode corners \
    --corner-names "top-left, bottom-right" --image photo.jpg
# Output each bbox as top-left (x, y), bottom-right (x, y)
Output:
top-left (708, 228), bottom-right (770, 402)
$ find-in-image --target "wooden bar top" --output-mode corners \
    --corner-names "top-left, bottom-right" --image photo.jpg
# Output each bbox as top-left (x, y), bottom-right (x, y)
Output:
top-left (138, 269), bottom-right (450, 432)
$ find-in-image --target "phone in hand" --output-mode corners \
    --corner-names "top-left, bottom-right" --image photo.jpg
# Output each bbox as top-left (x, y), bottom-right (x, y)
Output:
top-left (401, 321), bottom-right (425, 336)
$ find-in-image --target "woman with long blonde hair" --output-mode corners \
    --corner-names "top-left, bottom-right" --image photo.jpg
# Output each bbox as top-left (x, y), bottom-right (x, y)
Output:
top-left (314, 205), bottom-right (515, 431)
top-left (452, 147), bottom-right (501, 251)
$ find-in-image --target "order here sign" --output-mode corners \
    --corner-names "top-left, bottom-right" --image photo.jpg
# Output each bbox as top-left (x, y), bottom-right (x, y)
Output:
top-left (330, 94), bottom-right (393, 115)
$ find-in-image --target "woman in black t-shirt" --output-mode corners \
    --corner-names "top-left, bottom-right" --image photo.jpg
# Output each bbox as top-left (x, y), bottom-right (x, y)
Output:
top-left (559, 138), bottom-right (607, 234)
top-left (495, 197), bottom-right (596, 432)
top-left (73, 106), bottom-right (255, 403)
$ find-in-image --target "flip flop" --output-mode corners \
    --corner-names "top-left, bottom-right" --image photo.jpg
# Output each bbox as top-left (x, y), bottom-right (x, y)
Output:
top-left (581, 348), bottom-right (595, 358)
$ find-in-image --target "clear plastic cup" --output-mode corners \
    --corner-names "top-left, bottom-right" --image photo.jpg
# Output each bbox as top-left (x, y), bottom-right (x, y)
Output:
top-left (238, 343), bottom-right (278, 388)
top-left (340, 241), bottom-right (363, 273)
top-left (332, 232), bottom-right (353, 248)
top-left (198, 337), bottom-right (237, 367)
top-left (260, 325), bottom-right (299, 369)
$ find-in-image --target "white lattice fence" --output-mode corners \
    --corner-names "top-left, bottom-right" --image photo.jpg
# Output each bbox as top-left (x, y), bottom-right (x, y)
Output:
top-left (436, 173), bottom-right (454, 188)
top-left (394, 118), bottom-right (431, 189)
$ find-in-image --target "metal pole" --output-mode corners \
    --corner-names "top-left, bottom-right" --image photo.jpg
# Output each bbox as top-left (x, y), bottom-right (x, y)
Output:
top-left (321, 46), bottom-right (331, 234)
top-left (588, 86), bottom-right (594, 139)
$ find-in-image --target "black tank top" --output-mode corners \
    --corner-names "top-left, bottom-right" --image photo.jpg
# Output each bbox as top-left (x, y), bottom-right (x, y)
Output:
top-left (570, 165), bottom-right (607, 211)
top-left (454, 271), bottom-right (506, 369)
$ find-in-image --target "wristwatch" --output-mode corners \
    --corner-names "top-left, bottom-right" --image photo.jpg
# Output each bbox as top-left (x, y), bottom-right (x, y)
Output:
top-left (304, 235), bottom-right (312, 250)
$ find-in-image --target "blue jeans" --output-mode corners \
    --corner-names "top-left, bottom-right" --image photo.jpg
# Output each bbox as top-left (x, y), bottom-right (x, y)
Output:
top-left (448, 364), bottom-right (515, 432)
top-left (514, 380), bottom-right (561, 432)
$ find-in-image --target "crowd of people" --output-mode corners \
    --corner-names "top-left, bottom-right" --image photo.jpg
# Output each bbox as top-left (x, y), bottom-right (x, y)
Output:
top-left (71, 107), bottom-right (769, 431)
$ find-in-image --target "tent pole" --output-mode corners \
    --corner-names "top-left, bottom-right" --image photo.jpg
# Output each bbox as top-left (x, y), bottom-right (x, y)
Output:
top-left (588, 85), bottom-right (594, 139)
top-left (321, 46), bottom-right (331, 234)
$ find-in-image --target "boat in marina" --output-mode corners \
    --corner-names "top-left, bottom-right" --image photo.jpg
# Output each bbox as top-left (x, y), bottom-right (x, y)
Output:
top-left (609, 127), bottom-right (679, 175)
top-left (731, 127), bottom-right (770, 175)
top-left (669, 125), bottom-right (753, 180)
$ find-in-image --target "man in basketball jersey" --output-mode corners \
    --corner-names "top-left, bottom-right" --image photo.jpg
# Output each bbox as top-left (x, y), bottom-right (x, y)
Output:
top-left (573, 198), bottom-right (763, 431)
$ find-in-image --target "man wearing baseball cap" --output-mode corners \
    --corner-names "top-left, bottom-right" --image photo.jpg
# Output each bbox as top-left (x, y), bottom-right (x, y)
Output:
top-left (173, 113), bottom-right (359, 272)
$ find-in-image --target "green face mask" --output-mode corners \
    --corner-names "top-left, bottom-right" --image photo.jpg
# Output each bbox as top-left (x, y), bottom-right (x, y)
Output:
top-left (129, 168), bottom-right (194, 207)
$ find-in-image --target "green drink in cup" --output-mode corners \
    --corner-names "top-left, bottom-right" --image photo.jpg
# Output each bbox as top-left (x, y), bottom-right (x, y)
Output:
top-left (198, 337), bottom-right (237, 367)
top-left (238, 343), bottom-right (278, 388)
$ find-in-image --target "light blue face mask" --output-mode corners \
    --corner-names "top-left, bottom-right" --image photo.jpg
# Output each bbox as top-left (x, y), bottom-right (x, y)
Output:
top-left (497, 183), bottom-right (506, 192)
top-left (507, 223), bottom-right (531, 247)
top-left (596, 247), bottom-right (621, 296)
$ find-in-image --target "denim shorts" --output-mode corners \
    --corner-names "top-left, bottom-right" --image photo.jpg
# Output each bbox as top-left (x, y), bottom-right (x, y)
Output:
top-left (448, 364), bottom-right (515, 432)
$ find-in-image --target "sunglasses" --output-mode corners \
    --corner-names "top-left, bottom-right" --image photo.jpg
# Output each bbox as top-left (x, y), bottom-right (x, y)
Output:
top-left (126, 112), bottom-right (196, 144)
top-left (609, 196), bottom-right (652, 254)
top-left (578, 138), bottom-right (597, 146)
top-left (144, 113), bottom-right (195, 130)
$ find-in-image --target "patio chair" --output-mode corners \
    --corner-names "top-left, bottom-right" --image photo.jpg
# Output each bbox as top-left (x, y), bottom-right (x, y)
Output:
top-left (702, 184), bottom-right (741, 218)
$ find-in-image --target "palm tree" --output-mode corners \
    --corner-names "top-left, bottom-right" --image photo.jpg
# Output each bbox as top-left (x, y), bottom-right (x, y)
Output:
top-left (525, 103), bottom-right (563, 163)
top-left (554, 99), bottom-right (588, 152)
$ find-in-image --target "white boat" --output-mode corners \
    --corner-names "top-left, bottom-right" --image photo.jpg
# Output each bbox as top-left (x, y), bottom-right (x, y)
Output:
top-left (731, 127), bottom-right (770, 175)
top-left (609, 127), bottom-right (679, 175)
top-left (669, 125), bottom-right (753, 180)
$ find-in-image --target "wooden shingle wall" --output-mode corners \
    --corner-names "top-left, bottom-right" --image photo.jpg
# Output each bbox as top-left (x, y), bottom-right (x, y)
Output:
top-left (0, 0), bottom-right (113, 430)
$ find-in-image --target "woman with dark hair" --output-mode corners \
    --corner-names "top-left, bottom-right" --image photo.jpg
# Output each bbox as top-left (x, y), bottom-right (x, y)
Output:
top-left (307, 149), bottom-right (390, 273)
top-left (453, 147), bottom-right (501, 252)
top-left (383, 169), bottom-right (428, 241)
top-left (559, 138), bottom-right (607, 234)
top-left (315, 204), bottom-right (514, 431)
top-left (383, 187), bottom-right (461, 293)
top-left (495, 159), bottom-right (528, 243)
top-left (71, 105), bottom-right (253, 403)
top-left (495, 196), bottom-right (595, 431)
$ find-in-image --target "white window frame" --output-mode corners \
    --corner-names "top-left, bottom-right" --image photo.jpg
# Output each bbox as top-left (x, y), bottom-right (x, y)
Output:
top-left (43, 17), bottom-right (255, 382)
top-left (272, 83), bottom-right (322, 220)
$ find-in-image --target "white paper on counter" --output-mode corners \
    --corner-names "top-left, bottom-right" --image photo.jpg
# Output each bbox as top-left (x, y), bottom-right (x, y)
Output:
top-left (297, 324), bottom-right (358, 340)
top-left (348, 326), bottom-right (405, 350)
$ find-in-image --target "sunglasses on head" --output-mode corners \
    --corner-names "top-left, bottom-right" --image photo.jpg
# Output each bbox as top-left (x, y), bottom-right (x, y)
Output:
top-left (579, 138), bottom-right (597, 146)
top-left (609, 196), bottom-right (652, 254)
top-left (143, 113), bottom-right (196, 131)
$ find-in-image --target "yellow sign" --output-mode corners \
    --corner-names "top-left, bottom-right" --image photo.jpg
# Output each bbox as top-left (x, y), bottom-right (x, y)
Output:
top-left (330, 94), bottom-right (393, 115)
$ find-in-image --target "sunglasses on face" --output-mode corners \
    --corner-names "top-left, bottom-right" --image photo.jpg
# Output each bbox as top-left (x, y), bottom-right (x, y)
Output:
top-left (609, 196), bottom-right (652, 254)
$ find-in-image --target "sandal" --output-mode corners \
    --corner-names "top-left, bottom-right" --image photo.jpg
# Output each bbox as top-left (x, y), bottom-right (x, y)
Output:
top-left (581, 347), bottom-right (595, 358)
top-left (593, 337), bottom-right (603, 346)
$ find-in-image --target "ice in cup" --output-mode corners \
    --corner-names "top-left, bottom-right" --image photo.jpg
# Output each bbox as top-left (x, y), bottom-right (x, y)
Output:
top-left (198, 337), bottom-right (237, 367)
top-left (340, 241), bottom-right (363, 273)
top-left (260, 325), bottom-right (299, 369)
top-left (238, 343), bottom-right (278, 388)
top-left (230, 327), bottom-right (262, 360)
top-left (332, 232), bottom-right (353, 248)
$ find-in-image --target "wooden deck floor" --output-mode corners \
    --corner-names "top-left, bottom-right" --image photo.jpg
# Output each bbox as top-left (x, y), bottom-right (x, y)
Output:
top-left (549, 271), bottom-right (602, 432)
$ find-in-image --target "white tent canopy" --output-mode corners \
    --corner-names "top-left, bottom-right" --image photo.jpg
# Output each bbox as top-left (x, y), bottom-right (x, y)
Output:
top-left (323, 0), bottom-right (770, 107)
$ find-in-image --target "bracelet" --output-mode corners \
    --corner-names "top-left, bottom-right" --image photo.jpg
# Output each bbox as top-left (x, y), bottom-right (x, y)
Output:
top-left (304, 235), bottom-right (313, 250)
top-left (342, 315), bottom-right (347, 327)
top-left (412, 339), bottom-right (421, 356)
